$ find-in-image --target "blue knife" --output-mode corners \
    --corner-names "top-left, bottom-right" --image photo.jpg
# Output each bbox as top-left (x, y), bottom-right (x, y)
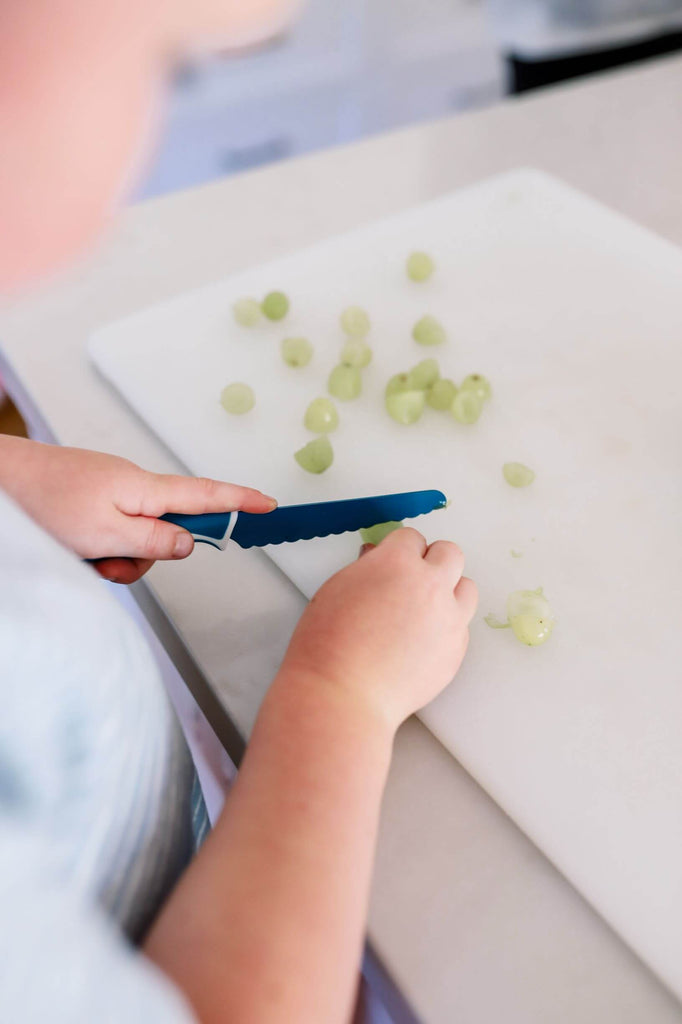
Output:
top-left (160, 489), bottom-right (447, 550)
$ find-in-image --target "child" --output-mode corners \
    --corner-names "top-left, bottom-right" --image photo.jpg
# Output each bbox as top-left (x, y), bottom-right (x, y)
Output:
top-left (0, 2), bottom-right (477, 1021)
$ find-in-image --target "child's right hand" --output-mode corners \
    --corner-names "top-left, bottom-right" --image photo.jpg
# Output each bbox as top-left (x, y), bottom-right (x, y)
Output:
top-left (280, 528), bottom-right (477, 733)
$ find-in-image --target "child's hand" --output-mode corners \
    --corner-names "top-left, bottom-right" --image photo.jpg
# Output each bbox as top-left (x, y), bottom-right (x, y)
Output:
top-left (0, 437), bottom-right (275, 583)
top-left (280, 527), bottom-right (477, 732)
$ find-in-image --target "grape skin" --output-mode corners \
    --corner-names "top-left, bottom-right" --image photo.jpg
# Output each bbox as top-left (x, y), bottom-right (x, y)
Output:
top-left (220, 382), bottom-right (255, 415)
top-left (328, 364), bottom-right (362, 401)
top-left (503, 462), bottom-right (535, 487)
top-left (294, 436), bottom-right (334, 474)
top-left (262, 291), bottom-right (290, 321)
top-left (406, 251), bottom-right (435, 282)
top-left (359, 521), bottom-right (403, 545)
top-left (386, 389), bottom-right (425, 425)
top-left (304, 397), bottom-right (338, 433)
top-left (233, 298), bottom-right (262, 327)
top-left (340, 306), bottom-right (371, 337)
top-left (412, 315), bottom-right (446, 346)
top-left (450, 389), bottom-right (482, 424)
top-left (427, 378), bottom-right (457, 410)
top-left (461, 374), bottom-right (492, 401)
top-left (340, 338), bottom-right (372, 368)
top-left (281, 336), bottom-right (313, 368)
top-left (408, 358), bottom-right (440, 390)
top-left (385, 372), bottom-right (411, 397)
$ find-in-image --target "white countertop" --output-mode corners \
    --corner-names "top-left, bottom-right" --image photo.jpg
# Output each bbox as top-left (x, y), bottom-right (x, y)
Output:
top-left (2, 55), bottom-right (682, 1023)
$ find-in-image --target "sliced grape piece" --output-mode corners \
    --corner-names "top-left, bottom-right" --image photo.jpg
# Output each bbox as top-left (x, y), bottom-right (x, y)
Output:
top-left (503, 462), bottom-right (535, 488)
top-left (427, 378), bottom-right (457, 410)
top-left (233, 298), bottom-right (262, 327)
top-left (328, 364), bottom-right (362, 401)
top-left (359, 521), bottom-right (403, 545)
top-left (281, 336), bottom-right (313, 367)
top-left (484, 614), bottom-right (511, 629)
top-left (507, 588), bottom-right (555, 646)
top-left (406, 251), bottom-right (435, 282)
top-left (450, 389), bottom-right (482, 424)
top-left (262, 291), bottom-right (289, 321)
top-left (412, 315), bottom-right (446, 346)
top-left (461, 373), bottom-right (492, 401)
top-left (385, 372), bottom-right (411, 397)
top-left (340, 338), bottom-right (372, 368)
top-left (340, 306), bottom-right (371, 337)
top-left (510, 549), bottom-right (523, 558)
top-left (294, 436), bottom-right (334, 474)
top-left (408, 358), bottom-right (440, 390)
top-left (386, 389), bottom-right (425, 425)
top-left (220, 382), bottom-right (255, 414)
top-left (304, 397), bottom-right (338, 433)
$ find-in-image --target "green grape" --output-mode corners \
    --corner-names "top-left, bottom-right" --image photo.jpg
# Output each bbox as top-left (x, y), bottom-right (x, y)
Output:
top-left (426, 378), bottom-right (457, 410)
top-left (360, 521), bottom-right (403, 545)
top-left (233, 298), bottom-right (262, 327)
top-left (412, 315), bottom-right (446, 346)
top-left (406, 251), bottom-right (435, 282)
top-left (220, 382), bottom-right (255, 415)
top-left (294, 436), bottom-right (334, 474)
top-left (340, 306), bottom-right (370, 337)
top-left (503, 462), bottom-right (535, 488)
top-left (328, 363), bottom-right (362, 401)
top-left (340, 338), bottom-right (372, 368)
top-left (386, 388), bottom-right (425, 425)
top-left (484, 614), bottom-right (511, 630)
top-left (304, 397), bottom-right (338, 433)
top-left (507, 588), bottom-right (555, 646)
top-left (262, 291), bottom-right (290, 321)
top-left (385, 372), bottom-right (410, 397)
top-left (450, 389), bottom-right (482, 424)
top-left (408, 358), bottom-right (440, 390)
top-left (461, 373), bottom-right (492, 401)
top-left (281, 336), bottom-right (313, 367)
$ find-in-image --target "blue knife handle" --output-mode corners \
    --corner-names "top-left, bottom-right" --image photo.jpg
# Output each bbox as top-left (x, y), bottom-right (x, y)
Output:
top-left (160, 511), bottom-right (236, 550)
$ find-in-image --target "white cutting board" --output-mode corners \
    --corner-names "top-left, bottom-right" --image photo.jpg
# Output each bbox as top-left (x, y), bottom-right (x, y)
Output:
top-left (90, 170), bottom-right (682, 999)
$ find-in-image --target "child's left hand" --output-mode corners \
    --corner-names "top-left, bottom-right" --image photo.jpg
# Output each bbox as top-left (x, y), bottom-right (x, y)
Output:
top-left (0, 436), bottom-right (276, 583)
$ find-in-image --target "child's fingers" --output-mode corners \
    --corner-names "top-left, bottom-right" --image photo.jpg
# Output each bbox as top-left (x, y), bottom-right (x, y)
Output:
top-left (91, 556), bottom-right (155, 584)
top-left (454, 576), bottom-right (478, 623)
top-left (133, 474), bottom-right (277, 517)
top-left (424, 540), bottom-right (464, 582)
top-left (379, 526), bottom-right (428, 558)
top-left (113, 515), bottom-right (195, 561)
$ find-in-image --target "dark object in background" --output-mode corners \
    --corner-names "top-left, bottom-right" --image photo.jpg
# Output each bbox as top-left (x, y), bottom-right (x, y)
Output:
top-left (507, 28), bottom-right (682, 93)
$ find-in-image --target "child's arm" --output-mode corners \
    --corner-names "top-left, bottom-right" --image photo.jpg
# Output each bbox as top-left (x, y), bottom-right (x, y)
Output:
top-left (145, 528), bottom-right (477, 1024)
top-left (0, 435), bottom-right (275, 582)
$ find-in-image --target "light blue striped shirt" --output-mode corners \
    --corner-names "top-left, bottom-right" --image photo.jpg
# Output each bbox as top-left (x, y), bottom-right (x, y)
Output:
top-left (0, 488), bottom-right (198, 1021)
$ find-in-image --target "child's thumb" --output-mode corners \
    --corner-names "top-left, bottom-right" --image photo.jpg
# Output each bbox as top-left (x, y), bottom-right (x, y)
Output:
top-left (116, 514), bottom-right (194, 561)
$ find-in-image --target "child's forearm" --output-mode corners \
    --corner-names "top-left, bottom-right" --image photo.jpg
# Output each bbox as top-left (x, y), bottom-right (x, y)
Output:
top-left (144, 668), bottom-right (394, 1024)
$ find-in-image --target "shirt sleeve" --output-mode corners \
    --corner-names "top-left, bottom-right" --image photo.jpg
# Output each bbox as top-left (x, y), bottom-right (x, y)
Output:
top-left (0, 817), bottom-right (198, 1024)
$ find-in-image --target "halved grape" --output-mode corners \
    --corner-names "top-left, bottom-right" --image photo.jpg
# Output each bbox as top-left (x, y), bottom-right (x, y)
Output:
top-left (386, 389), bottom-right (425, 425)
top-left (262, 291), bottom-right (289, 321)
top-left (281, 336), bottom-right (313, 368)
top-left (461, 374), bottom-right (492, 401)
top-left (503, 462), bottom-right (535, 488)
top-left (406, 251), bottom-right (435, 282)
top-left (484, 614), bottom-right (511, 629)
top-left (426, 378), bottom-right (457, 410)
top-left (408, 358), bottom-right (440, 390)
top-left (328, 364), bottom-right (362, 401)
top-left (233, 298), bottom-right (262, 327)
top-left (294, 436), bottom-right (334, 474)
top-left (340, 306), bottom-right (370, 337)
top-left (360, 521), bottom-right (403, 545)
top-left (340, 338), bottom-right (372, 368)
top-left (220, 382), bottom-right (255, 414)
top-left (450, 389), bottom-right (482, 424)
top-left (385, 372), bottom-right (410, 397)
top-left (412, 315), bottom-right (446, 346)
top-left (304, 397), bottom-right (338, 433)
top-left (507, 588), bottom-right (555, 646)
